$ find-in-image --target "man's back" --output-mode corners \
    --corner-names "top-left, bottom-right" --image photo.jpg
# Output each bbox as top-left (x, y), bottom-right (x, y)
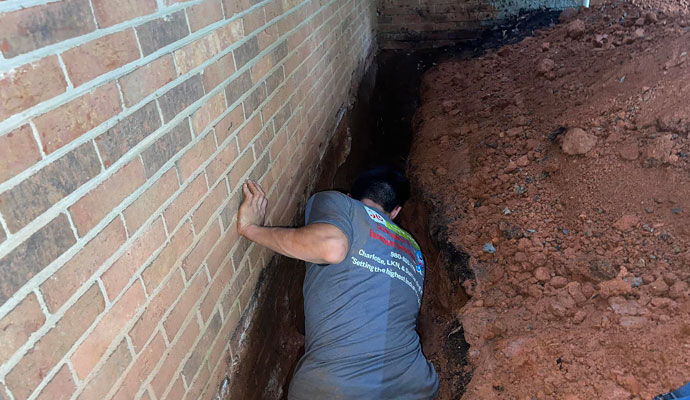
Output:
top-left (288, 191), bottom-right (439, 400)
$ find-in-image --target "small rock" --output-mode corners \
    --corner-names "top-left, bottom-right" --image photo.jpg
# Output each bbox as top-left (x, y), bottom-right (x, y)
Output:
top-left (648, 278), bottom-right (669, 296)
top-left (567, 19), bottom-right (586, 39)
top-left (644, 12), bottom-right (658, 24)
top-left (572, 310), bottom-right (587, 324)
top-left (620, 316), bottom-right (648, 329)
top-left (442, 100), bottom-right (456, 113)
top-left (567, 282), bottom-right (587, 305)
top-left (618, 141), bottom-right (639, 160)
top-left (550, 276), bottom-right (568, 288)
top-left (541, 42), bottom-right (551, 52)
top-left (598, 278), bottom-right (633, 298)
top-left (561, 127), bottom-right (597, 155)
top-left (505, 160), bottom-right (517, 173)
top-left (534, 267), bottom-right (551, 282)
top-left (613, 214), bottom-right (639, 231)
top-left (537, 58), bottom-right (555, 75)
top-left (634, 28), bottom-right (645, 39)
top-left (483, 243), bottom-right (496, 254)
top-left (516, 155), bottom-right (530, 167)
top-left (646, 134), bottom-right (675, 162)
top-left (635, 18), bottom-right (645, 26)
top-left (559, 8), bottom-right (578, 22)
top-left (669, 281), bottom-right (688, 299)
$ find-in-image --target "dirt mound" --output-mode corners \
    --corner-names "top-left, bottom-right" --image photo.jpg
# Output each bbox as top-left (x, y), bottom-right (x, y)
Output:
top-left (408, 1), bottom-right (690, 398)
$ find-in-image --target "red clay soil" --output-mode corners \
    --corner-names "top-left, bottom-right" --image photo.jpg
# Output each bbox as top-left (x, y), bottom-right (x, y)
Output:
top-left (408, 1), bottom-right (690, 398)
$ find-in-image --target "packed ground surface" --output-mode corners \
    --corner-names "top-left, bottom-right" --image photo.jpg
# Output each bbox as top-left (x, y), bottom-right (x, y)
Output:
top-left (409, 1), bottom-right (690, 398)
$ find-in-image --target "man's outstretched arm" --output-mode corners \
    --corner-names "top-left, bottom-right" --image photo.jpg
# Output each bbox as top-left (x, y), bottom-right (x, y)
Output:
top-left (237, 180), bottom-right (349, 265)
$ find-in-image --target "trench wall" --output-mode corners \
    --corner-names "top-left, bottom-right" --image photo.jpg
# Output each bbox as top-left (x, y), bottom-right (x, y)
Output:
top-left (0, 0), bottom-right (375, 398)
top-left (377, 0), bottom-right (578, 49)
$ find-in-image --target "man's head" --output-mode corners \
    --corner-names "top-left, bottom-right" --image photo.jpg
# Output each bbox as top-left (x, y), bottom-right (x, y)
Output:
top-left (350, 166), bottom-right (410, 219)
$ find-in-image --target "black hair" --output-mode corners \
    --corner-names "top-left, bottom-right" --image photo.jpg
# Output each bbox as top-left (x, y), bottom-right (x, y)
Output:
top-left (350, 166), bottom-right (410, 212)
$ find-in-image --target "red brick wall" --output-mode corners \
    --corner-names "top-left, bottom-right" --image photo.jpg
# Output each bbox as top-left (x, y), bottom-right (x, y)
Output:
top-left (377, 0), bottom-right (576, 49)
top-left (0, 0), bottom-right (375, 398)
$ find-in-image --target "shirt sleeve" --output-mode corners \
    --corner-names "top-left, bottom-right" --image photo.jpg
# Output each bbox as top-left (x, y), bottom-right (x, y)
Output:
top-left (305, 191), bottom-right (354, 251)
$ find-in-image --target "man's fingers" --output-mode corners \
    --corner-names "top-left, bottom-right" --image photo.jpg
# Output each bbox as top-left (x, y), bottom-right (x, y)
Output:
top-left (242, 182), bottom-right (253, 200)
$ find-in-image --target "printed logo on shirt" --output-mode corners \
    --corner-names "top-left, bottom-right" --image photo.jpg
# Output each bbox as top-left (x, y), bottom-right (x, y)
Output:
top-left (415, 250), bottom-right (425, 273)
top-left (364, 206), bottom-right (386, 224)
top-left (363, 206), bottom-right (421, 252)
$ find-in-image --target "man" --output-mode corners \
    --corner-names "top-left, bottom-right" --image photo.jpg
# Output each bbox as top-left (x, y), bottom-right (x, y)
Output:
top-left (237, 167), bottom-right (439, 399)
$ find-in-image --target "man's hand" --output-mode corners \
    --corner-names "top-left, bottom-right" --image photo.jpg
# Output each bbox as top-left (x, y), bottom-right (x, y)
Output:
top-left (237, 180), bottom-right (267, 236)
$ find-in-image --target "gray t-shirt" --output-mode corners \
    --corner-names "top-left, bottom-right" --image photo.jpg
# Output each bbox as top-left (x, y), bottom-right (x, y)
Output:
top-left (288, 191), bottom-right (439, 400)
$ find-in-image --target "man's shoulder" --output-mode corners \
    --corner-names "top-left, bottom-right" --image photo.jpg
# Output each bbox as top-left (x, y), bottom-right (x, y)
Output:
top-left (309, 190), bottom-right (352, 206)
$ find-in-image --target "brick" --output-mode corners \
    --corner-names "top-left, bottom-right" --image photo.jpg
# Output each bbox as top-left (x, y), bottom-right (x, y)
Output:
top-left (214, 105), bottom-right (244, 144)
top-left (233, 37), bottom-right (259, 69)
top-left (182, 314), bottom-right (220, 385)
top-left (202, 52), bottom-right (236, 91)
top-left (35, 364), bottom-right (75, 400)
top-left (164, 378), bottom-right (186, 400)
top-left (129, 271), bottom-right (183, 351)
top-left (173, 34), bottom-right (222, 77)
top-left (0, 56), bottom-right (67, 121)
top-left (71, 282), bottom-right (145, 379)
top-left (266, 66), bottom-right (285, 95)
top-left (41, 218), bottom-right (127, 312)
top-left (0, 293), bottom-right (45, 366)
top-left (0, 125), bottom-right (41, 185)
top-left (158, 75), bottom-right (205, 123)
top-left (163, 270), bottom-right (208, 340)
top-left (150, 319), bottom-right (200, 398)
top-left (208, 303), bottom-right (238, 369)
top-left (239, 265), bottom-right (259, 311)
top-left (103, 220), bottom-right (165, 301)
top-left (242, 7), bottom-right (265, 34)
top-left (199, 259), bottom-right (234, 321)
top-left (123, 168), bottom-right (179, 234)
top-left (222, 0), bottom-right (252, 16)
top-left (220, 271), bottom-right (244, 320)
top-left (69, 158), bottom-right (146, 236)
top-left (192, 183), bottom-right (226, 231)
top-left (0, 0), bottom-right (96, 58)
top-left (1, 143), bottom-right (100, 235)
top-left (249, 148), bottom-right (270, 182)
top-left (184, 361), bottom-right (210, 400)
top-left (237, 113), bottom-right (263, 151)
top-left (112, 333), bottom-right (165, 400)
top-left (231, 238), bottom-right (250, 271)
top-left (96, 0), bottom-right (157, 27)
top-left (206, 227), bottom-right (234, 277)
top-left (252, 122), bottom-right (274, 159)
top-left (34, 82), bottom-right (121, 154)
top-left (205, 138), bottom-right (238, 185)
top-left (136, 11), bottom-right (189, 57)
top-left (243, 82), bottom-right (267, 118)
top-left (6, 284), bottom-right (104, 399)
top-left (164, 173), bottom-right (207, 231)
top-left (250, 54), bottom-right (272, 84)
top-left (176, 131), bottom-right (216, 182)
top-left (215, 18), bottom-right (245, 44)
top-left (142, 119), bottom-right (193, 178)
top-left (62, 29), bottom-right (140, 87)
top-left (257, 25), bottom-right (279, 51)
top-left (227, 149), bottom-right (255, 189)
top-left (219, 190), bottom-right (242, 232)
top-left (265, 0), bottom-right (284, 22)
top-left (224, 71), bottom-right (252, 106)
top-left (273, 103), bottom-right (292, 131)
top-left (192, 92), bottom-right (226, 135)
top-left (181, 220), bottom-right (220, 279)
top-left (187, 0), bottom-right (223, 32)
top-left (142, 221), bottom-right (193, 292)
top-left (119, 55), bottom-right (177, 108)
top-left (0, 215), bottom-right (75, 307)
top-left (77, 339), bottom-right (132, 400)
top-left (96, 101), bottom-right (162, 168)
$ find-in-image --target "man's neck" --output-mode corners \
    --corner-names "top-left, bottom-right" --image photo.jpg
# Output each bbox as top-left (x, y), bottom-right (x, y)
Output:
top-left (361, 198), bottom-right (389, 217)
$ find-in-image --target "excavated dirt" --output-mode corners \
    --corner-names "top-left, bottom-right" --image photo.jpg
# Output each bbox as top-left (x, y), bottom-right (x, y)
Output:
top-left (409, 1), bottom-right (690, 398)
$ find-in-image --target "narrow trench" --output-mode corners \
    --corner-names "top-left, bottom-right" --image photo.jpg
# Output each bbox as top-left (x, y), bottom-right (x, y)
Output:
top-left (227, 10), bottom-right (563, 399)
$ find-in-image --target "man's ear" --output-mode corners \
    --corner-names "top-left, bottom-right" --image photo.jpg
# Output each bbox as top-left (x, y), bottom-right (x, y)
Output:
top-left (390, 206), bottom-right (402, 220)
